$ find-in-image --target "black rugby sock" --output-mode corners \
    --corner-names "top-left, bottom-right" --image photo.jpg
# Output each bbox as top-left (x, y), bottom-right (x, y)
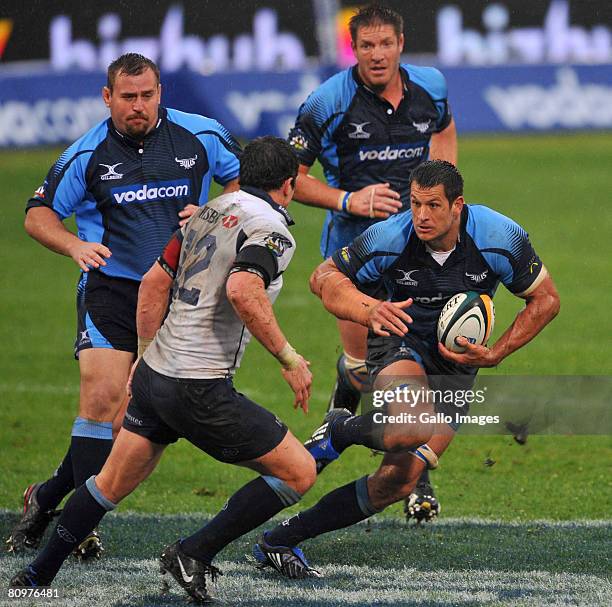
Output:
top-left (331, 410), bottom-right (386, 452)
top-left (70, 417), bottom-right (114, 488)
top-left (36, 447), bottom-right (74, 511)
top-left (265, 478), bottom-right (378, 548)
top-left (30, 483), bottom-right (111, 584)
top-left (181, 477), bottom-right (288, 564)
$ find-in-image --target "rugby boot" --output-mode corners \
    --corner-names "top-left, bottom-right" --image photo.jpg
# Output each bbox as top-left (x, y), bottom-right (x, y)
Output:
top-left (9, 565), bottom-right (52, 588)
top-left (304, 408), bottom-right (352, 473)
top-left (252, 533), bottom-right (321, 579)
top-left (72, 528), bottom-right (104, 561)
top-left (159, 540), bottom-right (221, 604)
top-left (6, 483), bottom-right (58, 553)
top-left (404, 477), bottom-right (440, 523)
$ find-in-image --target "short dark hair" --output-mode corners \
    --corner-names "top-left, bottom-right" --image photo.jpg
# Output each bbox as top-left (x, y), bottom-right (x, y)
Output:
top-left (349, 4), bottom-right (404, 43)
top-left (107, 53), bottom-right (160, 91)
top-left (240, 137), bottom-right (298, 192)
top-left (410, 160), bottom-right (464, 203)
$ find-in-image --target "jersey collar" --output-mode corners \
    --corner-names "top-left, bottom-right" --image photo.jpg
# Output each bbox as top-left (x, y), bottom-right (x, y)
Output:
top-left (108, 106), bottom-right (166, 148)
top-left (241, 186), bottom-right (295, 226)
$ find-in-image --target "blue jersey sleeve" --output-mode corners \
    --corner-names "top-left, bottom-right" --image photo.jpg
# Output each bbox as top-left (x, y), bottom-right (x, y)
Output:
top-left (288, 69), bottom-right (355, 167)
top-left (26, 120), bottom-right (107, 218)
top-left (404, 65), bottom-right (452, 132)
top-left (467, 205), bottom-right (545, 295)
top-left (332, 212), bottom-right (413, 290)
top-left (200, 119), bottom-right (241, 187)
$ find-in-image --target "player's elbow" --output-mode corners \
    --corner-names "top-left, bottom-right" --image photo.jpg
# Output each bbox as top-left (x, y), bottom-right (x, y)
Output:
top-left (309, 268), bottom-right (322, 298)
top-left (547, 290), bottom-right (561, 321)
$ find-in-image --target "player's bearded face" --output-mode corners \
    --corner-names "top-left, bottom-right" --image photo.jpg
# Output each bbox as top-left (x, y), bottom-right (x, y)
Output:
top-left (104, 68), bottom-right (161, 140)
top-left (410, 183), bottom-right (462, 248)
top-left (353, 25), bottom-right (404, 91)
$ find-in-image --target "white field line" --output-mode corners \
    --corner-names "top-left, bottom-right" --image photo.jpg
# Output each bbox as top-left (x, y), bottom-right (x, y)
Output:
top-left (0, 558), bottom-right (609, 607)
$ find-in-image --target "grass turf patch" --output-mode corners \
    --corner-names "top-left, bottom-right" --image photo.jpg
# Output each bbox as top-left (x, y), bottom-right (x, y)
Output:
top-left (0, 514), bottom-right (610, 606)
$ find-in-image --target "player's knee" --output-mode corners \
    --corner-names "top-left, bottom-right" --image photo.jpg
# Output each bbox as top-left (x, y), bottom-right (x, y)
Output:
top-left (288, 455), bottom-right (317, 495)
top-left (79, 381), bottom-right (125, 421)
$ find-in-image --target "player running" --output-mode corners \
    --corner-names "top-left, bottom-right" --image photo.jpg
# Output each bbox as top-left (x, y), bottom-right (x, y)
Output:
top-left (6, 53), bottom-right (240, 559)
top-left (287, 4), bottom-right (457, 519)
top-left (251, 160), bottom-right (560, 578)
top-left (9, 137), bottom-right (319, 602)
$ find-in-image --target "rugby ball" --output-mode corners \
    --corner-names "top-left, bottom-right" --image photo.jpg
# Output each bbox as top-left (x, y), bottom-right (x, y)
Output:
top-left (437, 292), bottom-right (495, 353)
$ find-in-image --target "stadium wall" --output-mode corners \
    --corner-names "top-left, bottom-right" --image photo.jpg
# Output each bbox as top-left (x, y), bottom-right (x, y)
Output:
top-left (1, 64), bottom-right (611, 148)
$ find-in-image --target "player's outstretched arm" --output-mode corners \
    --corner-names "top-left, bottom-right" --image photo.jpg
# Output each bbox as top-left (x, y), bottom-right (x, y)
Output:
top-left (439, 273), bottom-right (560, 367)
top-left (226, 271), bottom-right (312, 413)
top-left (429, 117), bottom-right (458, 166)
top-left (310, 258), bottom-right (413, 336)
top-left (25, 206), bottom-right (111, 272)
top-left (294, 164), bottom-right (402, 219)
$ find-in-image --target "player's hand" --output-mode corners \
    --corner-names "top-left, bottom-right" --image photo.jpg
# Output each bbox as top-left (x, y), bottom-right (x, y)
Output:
top-left (281, 356), bottom-right (312, 414)
top-left (368, 298), bottom-right (413, 336)
top-left (68, 240), bottom-right (112, 272)
top-left (349, 183), bottom-right (402, 219)
top-left (438, 337), bottom-right (499, 367)
top-left (126, 357), bottom-right (140, 398)
top-left (178, 204), bottom-right (199, 226)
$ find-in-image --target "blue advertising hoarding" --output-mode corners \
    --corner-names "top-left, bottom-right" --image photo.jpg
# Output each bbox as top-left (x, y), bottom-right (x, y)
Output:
top-left (1, 64), bottom-right (611, 148)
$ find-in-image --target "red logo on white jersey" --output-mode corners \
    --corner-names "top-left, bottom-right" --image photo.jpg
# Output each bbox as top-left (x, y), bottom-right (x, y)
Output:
top-left (222, 215), bottom-right (238, 228)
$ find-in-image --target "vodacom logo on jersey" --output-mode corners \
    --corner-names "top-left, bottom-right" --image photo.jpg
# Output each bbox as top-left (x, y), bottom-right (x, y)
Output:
top-left (358, 143), bottom-right (425, 162)
top-left (111, 180), bottom-right (190, 204)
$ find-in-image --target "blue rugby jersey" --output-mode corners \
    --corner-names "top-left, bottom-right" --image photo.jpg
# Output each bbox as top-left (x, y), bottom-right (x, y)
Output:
top-left (288, 64), bottom-right (451, 220)
top-left (332, 204), bottom-right (546, 352)
top-left (26, 107), bottom-right (240, 281)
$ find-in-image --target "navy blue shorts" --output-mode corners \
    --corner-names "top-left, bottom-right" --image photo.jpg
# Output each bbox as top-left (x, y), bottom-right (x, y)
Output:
top-left (320, 212), bottom-right (378, 258)
top-left (367, 333), bottom-right (478, 430)
top-left (74, 270), bottom-right (139, 358)
top-left (123, 360), bottom-right (289, 463)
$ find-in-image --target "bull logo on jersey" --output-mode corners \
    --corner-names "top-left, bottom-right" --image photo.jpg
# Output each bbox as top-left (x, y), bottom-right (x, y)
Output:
top-left (465, 270), bottom-right (489, 283)
top-left (99, 163), bottom-right (124, 181)
top-left (412, 120), bottom-right (431, 134)
top-left (175, 154), bottom-right (198, 169)
top-left (264, 232), bottom-right (293, 257)
top-left (395, 269), bottom-right (418, 286)
top-left (348, 122), bottom-right (371, 139)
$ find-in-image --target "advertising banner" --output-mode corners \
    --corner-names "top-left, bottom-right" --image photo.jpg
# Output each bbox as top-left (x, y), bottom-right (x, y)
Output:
top-left (1, 64), bottom-right (611, 148)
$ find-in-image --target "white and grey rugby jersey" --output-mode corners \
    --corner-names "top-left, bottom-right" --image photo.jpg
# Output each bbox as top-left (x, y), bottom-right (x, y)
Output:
top-left (143, 186), bottom-right (295, 379)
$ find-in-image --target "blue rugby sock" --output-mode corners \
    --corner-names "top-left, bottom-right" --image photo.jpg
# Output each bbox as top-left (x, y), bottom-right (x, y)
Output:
top-left (265, 477), bottom-right (381, 548)
top-left (70, 417), bottom-right (113, 488)
top-left (30, 479), bottom-right (115, 584)
top-left (36, 447), bottom-right (74, 511)
top-left (181, 476), bottom-right (295, 564)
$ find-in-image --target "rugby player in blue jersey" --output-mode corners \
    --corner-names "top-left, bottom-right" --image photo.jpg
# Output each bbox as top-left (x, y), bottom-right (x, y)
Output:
top-left (287, 4), bottom-right (457, 519)
top-left (6, 53), bottom-right (240, 559)
top-left (251, 160), bottom-right (560, 577)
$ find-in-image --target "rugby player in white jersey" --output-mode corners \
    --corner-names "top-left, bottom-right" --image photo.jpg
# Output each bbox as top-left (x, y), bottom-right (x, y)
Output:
top-left (10, 137), bottom-right (318, 603)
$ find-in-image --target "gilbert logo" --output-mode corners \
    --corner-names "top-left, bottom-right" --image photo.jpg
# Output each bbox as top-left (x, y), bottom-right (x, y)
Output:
top-left (348, 122), bottom-right (371, 139)
top-left (396, 269), bottom-right (418, 286)
top-left (99, 163), bottom-right (124, 181)
top-left (175, 154), bottom-right (197, 169)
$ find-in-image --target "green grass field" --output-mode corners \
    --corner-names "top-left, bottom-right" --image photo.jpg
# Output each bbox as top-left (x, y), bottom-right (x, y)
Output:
top-left (0, 133), bottom-right (611, 605)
